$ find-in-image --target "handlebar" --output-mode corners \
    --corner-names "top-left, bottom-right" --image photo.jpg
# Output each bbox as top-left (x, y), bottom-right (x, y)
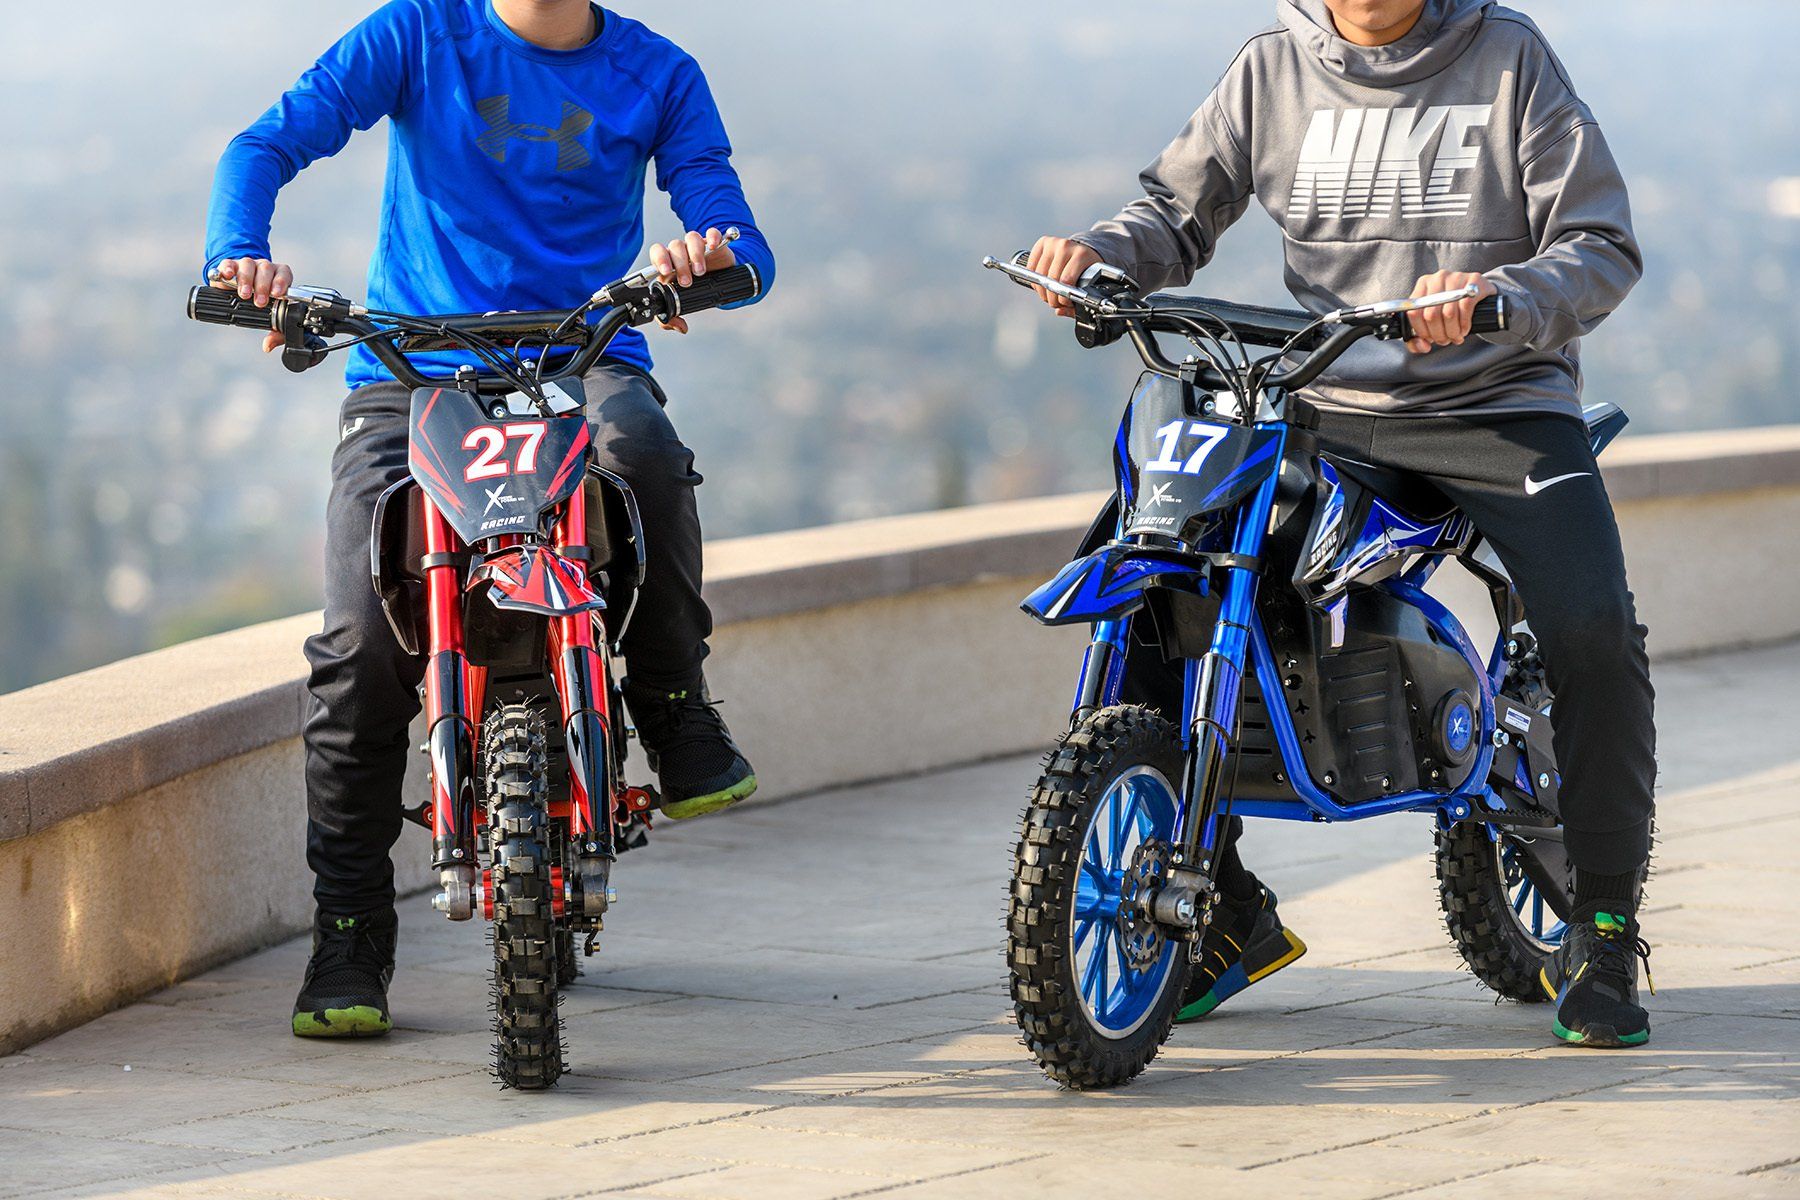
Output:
top-left (188, 251), bottom-right (761, 395)
top-left (985, 250), bottom-right (1508, 402)
top-left (187, 285), bottom-right (290, 332)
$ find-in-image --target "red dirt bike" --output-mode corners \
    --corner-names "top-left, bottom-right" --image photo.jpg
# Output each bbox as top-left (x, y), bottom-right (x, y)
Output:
top-left (188, 245), bottom-right (760, 1088)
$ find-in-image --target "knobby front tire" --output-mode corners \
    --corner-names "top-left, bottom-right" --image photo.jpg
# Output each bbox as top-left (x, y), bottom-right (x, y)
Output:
top-left (485, 704), bottom-right (565, 1089)
top-left (1008, 705), bottom-right (1191, 1089)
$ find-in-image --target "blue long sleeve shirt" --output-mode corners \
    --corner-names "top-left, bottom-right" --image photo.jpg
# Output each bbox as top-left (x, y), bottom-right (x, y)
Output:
top-left (204, 0), bottom-right (774, 388)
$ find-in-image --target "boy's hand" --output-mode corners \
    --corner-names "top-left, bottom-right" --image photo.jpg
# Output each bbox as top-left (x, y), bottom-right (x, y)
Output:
top-left (1026, 237), bottom-right (1103, 318)
top-left (212, 257), bottom-right (293, 353)
top-left (650, 227), bottom-right (736, 334)
top-left (1405, 270), bottom-right (1497, 354)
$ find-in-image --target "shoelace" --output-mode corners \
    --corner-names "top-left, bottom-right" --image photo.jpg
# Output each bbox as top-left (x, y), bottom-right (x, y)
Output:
top-left (1591, 925), bottom-right (1656, 996)
top-left (656, 696), bottom-right (730, 751)
top-left (306, 924), bottom-right (389, 986)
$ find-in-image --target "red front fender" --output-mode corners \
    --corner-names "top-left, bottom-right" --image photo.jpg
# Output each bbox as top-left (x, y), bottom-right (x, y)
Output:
top-left (470, 546), bottom-right (607, 617)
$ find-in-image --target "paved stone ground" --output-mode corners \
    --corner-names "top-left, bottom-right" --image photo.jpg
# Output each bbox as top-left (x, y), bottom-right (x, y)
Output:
top-left (4, 642), bottom-right (1798, 1199)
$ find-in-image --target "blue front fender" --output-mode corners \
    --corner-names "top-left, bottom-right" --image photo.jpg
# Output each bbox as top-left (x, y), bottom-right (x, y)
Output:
top-left (1022, 546), bottom-right (1211, 626)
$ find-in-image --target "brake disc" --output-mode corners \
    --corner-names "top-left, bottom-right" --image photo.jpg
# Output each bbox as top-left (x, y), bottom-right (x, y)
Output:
top-left (1118, 841), bottom-right (1173, 971)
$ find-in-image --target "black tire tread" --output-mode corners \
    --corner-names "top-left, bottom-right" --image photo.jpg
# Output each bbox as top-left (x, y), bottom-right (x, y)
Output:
top-left (1435, 821), bottom-right (1551, 1001)
top-left (1008, 705), bottom-right (1189, 1089)
top-left (485, 704), bottom-right (565, 1089)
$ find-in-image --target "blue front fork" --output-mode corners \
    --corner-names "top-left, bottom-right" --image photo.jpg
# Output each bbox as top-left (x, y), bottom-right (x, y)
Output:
top-left (1173, 439), bottom-right (1280, 869)
top-left (1069, 432), bottom-right (1284, 877)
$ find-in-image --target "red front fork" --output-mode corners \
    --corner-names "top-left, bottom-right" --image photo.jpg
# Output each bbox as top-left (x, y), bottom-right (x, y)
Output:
top-left (421, 496), bottom-right (485, 914)
top-left (550, 485), bottom-right (617, 864)
top-left (420, 484), bottom-right (617, 920)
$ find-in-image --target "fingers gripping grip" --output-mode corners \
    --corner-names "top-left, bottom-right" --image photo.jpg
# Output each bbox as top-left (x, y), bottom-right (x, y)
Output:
top-left (650, 264), bottom-right (760, 320)
top-left (187, 285), bottom-right (284, 332)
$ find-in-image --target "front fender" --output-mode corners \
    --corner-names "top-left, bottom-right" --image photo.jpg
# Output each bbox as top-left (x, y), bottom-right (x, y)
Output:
top-left (471, 546), bottom-right (607, 617)
top-left (1022, 543), bottom-right (1211, 626)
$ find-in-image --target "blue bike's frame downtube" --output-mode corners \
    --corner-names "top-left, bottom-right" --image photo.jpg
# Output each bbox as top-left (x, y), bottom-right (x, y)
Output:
top-left (1176, 430), bottom-right (1284, 867)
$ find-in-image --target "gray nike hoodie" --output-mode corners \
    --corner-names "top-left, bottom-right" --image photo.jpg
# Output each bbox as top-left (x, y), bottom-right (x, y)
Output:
top-left (1072, 0), bottom-right (1642, 417)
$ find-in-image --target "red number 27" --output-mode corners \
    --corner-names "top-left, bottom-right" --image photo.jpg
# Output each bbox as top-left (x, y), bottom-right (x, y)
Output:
top-left (462, 422), bottom-right (548, 482)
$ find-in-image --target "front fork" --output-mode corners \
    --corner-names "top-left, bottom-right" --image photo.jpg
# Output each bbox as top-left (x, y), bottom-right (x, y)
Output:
top-left (551, 490), bottom-right (616, 918)
top-left (421, 496), bottom-right (484, 919)
top-left (1155, 451), bottom-right (1283, 943)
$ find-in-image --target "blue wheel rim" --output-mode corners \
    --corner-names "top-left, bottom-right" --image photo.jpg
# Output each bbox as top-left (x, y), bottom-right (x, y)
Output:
top-left (1498, 839), bottom-right (1566, 950)
top-left (1070, 766), bottom-right (1182, 1038)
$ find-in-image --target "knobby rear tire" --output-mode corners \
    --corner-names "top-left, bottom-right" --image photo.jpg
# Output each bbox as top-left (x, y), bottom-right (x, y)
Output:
top-left (1435, 821), bottom-right (1555, 1001)
top-left (1008, 705), bottom-right (1190, 1089)
top-left (485, 704), bottom-right (565, 1089)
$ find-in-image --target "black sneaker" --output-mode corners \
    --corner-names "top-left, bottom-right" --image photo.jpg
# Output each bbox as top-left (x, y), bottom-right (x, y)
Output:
top-left (291, 909), bottom-right (396, 1038)
top-left (625, 679), bottom-right (757, 820)
top-left (1175, 883), bottom-right (1307, 1024)
top-left (1541, 910), bottom-right (1653, 1047)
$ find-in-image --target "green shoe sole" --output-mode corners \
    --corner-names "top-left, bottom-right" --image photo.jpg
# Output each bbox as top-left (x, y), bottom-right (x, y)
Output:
top-left (660, 774), bottom-right (758, 822)
top-left (1551, 1017), bottom-right (1649, 1048)
top-left (1174, 928), bottom-right (1306, 1025)
top-left (292, 1006), bottom-right (392, 1038)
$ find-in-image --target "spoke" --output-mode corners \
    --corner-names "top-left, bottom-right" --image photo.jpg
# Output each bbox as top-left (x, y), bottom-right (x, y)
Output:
top-left (1514, 880), bottom-right (1532, 916)
top-left (1108, 786), bottom-right (1132, 864)
top-left (1080, 932), bottom-right (1104, 1003)
top-left (1092, 932), bottom-right (1112, 1015)
top-left (1532, 890), bottom-right (1544, 937)
top-left (1086, 821), bottom-right (1110, 874)
top-left (1073, 915), bottom-right (1099, 951)
top-left (1074, 873), bottom-right (1112, 920)
top-left (1125, 783), bottom-right (1151, 850)
top-left (1112, 937), bottom-right (1132, 1009)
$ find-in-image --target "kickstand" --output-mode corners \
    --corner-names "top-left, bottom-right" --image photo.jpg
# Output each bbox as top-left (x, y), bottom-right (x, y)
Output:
top-left (582, 929), bottom-right (601, 957)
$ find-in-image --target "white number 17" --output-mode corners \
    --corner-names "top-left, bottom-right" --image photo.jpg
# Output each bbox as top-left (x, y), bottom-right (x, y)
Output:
top-left (1143, 420), bottom-right (1229, 475)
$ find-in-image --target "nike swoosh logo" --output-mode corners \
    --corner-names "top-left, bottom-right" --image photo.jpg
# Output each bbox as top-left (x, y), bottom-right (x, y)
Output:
top-left (1524, 471), bottom-right (1592, 496)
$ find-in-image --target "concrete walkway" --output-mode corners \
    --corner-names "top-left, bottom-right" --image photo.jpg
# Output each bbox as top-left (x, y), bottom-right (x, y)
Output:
top-left (4, 643), bottom-right (1798, 1199)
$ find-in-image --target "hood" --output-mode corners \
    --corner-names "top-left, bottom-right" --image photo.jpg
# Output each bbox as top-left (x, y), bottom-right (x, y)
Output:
top-left (1279, 0), bottom-right (1492, 87)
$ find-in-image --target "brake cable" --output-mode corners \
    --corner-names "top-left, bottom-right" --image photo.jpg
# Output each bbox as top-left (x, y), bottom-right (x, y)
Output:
top-left (1246, 313), bottom-right (1332, 398)
top-left (1158, 311), bottom-right (1251, 416)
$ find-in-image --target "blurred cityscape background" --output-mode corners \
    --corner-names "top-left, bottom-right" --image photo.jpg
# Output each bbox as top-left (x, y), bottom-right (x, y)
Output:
top-left (2, 0), bottom-right (1795, 692)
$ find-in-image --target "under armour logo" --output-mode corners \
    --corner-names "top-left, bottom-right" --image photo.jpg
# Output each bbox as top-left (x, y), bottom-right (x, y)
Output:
top-left (474, 96), bottom-right (592, 172)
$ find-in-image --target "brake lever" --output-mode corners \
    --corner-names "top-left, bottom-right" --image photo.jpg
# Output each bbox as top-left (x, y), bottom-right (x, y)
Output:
top-left (981, 256), bottom-right (1122, 315)
top-left (1320, 283), bottom-right (1481, 325)
top-left (590, 227), bottom-right (741, 308)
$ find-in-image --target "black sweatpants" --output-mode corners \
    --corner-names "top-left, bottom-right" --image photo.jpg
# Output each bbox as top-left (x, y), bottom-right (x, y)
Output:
top-left (1176, 410), bottom-right (1655, 879)
top-left (302, 361), bottom-right (711, 916)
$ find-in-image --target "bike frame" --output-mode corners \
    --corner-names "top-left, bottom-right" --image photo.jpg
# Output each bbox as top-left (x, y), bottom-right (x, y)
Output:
top-left (1067, 419), bottom-right (1514, 871)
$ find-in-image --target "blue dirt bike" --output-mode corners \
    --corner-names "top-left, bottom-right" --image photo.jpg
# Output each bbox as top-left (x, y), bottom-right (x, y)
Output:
top-left (989, 253), bottom-right (1628, 1088)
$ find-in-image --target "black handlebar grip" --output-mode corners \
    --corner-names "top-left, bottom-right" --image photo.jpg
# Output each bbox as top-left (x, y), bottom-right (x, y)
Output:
top-left (1470, 293), bottom-right (1508, 334)
top-left (187, 285), bottom-right (283, 332)
top-left (655, 263), bottom-right (761, 319)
